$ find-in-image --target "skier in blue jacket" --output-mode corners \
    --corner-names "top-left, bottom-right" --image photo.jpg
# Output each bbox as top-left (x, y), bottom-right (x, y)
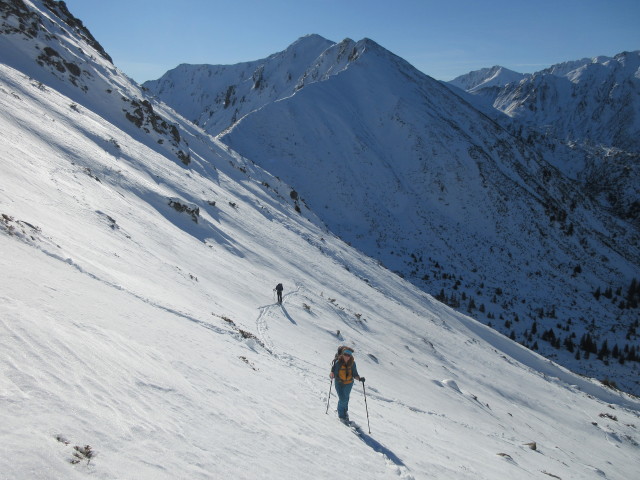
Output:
top-left (330, 347), bottom-right (365, 422)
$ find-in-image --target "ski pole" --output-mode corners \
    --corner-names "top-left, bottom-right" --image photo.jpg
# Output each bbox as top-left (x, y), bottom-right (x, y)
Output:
top-left (362, 380), bottom-right (371, 433)
top-left (325, 378), bottom-right (333, 414)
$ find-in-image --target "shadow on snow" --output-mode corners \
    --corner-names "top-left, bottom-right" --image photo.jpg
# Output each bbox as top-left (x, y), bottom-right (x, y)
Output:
top-left (351, 424), bottom-right (406, 468)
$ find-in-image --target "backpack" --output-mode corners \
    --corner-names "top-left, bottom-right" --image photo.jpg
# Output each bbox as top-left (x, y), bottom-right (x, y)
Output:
top-left (275, 283), bottom-right (283, 291)
top-left (332, 346), bottom-right (355, 383)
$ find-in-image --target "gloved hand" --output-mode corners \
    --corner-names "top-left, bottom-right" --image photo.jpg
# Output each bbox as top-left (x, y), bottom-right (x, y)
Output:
top-left (359, 377), bottom-right (366, 383)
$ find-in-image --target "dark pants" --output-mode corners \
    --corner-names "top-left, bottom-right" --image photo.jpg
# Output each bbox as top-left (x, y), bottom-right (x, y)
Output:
top-left (277, 291), bottom-right (282, 303)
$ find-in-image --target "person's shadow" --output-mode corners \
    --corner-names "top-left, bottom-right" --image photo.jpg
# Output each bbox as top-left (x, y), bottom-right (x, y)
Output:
top-left (351, 425), bottom-right (407, 469)
top-left (280, 304), bottom-right (297, 325)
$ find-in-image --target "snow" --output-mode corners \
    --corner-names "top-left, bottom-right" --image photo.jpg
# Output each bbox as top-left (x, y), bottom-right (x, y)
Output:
top-left (142, 34), bottom-right (336, 135)
top-left (449, 51), bottom-right (640, 162)
top-left (144, 29), bottom-right (640, 399)
top-left (210, 37), bottom-right (640, 395)
top-left (448, 65), bottom-right (528, 92)
top-left (1, 2), bottom-right (640, 479)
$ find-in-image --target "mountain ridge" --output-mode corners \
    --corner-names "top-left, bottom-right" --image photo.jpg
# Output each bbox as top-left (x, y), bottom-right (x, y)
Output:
top-left (447, 50), bottom-right (640, 228)
top-left (142, 34), bottom-right (336, 135)
top-left (448, 65), bottom-right (528, 92)
top-left (146, 34), bottom-right (640, 394)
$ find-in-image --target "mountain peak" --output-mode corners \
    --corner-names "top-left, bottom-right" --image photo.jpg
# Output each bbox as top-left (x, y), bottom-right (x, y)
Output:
top-left (292, 33), bottom-right (332, 44)
top-left (449, 65), bottom-right (527, 91)
top-left (42, 0), bottom-right (113, 63)
top-left (283, 34), bottom-right (335, 57)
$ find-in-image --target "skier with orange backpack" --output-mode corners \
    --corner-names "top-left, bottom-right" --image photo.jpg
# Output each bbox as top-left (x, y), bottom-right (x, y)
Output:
top-left (329, 346), bottom-right (365, 422)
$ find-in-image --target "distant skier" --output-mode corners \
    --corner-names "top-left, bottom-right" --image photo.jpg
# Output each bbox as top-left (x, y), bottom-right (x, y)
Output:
top-left (274, 283), bottom-right (284, 304)
top-left (330, 346), bottom-right (365, 422)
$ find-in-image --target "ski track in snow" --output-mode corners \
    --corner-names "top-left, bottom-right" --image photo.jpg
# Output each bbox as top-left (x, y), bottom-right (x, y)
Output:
top-left (256, 287), bottom-right (416, 479)
top-left (255, 285), bottom-right (332, 394)
top-left (255, 285), bottom-right (303, 358)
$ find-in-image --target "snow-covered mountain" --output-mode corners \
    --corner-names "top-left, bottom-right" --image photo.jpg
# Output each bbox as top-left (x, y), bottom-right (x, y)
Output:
top-left (145, 36), bottom-right (640, 395)
top-left (448, 65), bottom-right (528, 92)
top-left (492, 52), bottom-right (639, 153)
top-left (447, 52), bottom-right (640, 224)
top-left (2, 2), bottom-right (640, 479)
top-left (142, 34), bottom-right (336, 136)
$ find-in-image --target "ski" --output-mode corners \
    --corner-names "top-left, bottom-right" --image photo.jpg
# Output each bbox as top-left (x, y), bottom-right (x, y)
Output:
top-left (340, 418), bottom-right (364, 435)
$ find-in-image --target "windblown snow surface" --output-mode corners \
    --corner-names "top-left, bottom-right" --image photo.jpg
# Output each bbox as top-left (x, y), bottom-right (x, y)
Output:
top-left (1, 2), bottom-right (640, 479)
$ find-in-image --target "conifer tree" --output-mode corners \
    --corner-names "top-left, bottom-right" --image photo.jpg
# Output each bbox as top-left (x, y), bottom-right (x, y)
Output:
top-left (598, 340), bottom-right (610, 360)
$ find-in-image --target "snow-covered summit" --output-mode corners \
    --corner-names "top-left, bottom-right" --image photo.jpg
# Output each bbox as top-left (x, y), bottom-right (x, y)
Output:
top-left (539, 54), bottom-right (624, 79)
top-left (142, 34), bottom-right (336, 134)
top-left (448, 65), bottom-right (528, 92)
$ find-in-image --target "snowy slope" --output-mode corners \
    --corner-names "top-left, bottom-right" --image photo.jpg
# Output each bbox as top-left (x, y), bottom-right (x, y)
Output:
top-left (3, 54), bottom-right (639, 480)
top-left (1, 2), bottom-right (640, 479)
top-left (144, 36), bottom-right (640, 396)
top-left (203, 39), bottom-right (639, 394)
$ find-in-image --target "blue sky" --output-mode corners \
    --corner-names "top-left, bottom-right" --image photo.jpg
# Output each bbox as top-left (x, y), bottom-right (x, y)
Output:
top-left (63, 0), bottom-right (639, 83)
